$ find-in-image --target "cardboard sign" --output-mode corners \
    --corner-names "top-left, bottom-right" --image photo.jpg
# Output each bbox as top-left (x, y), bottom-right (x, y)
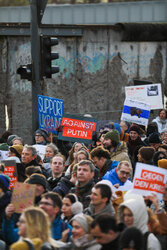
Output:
top-left (125, 83), bottom-right (163, 110)
top-left (121, 99), bottom-right (150, 126)
top-left (0, 150), bottom-right (9, 161)
top-left (33, 144), bottom-right (46, 160)
top-left (12, 182), bottom-right (36, 213)
top-left (132, 163), bottom-right (167, 200)
top-left (38, 94), bottom-right (64, 133)
top-left (3, 160), bottom-right (18, 189)
top-left (58, 114), bottom-right (97, 143)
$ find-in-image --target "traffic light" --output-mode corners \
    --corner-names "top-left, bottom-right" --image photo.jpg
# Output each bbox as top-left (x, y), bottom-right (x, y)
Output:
top-left (17, 64), bottom-right (33, 81)
top-left (40, 36), bottom-right (59, 79)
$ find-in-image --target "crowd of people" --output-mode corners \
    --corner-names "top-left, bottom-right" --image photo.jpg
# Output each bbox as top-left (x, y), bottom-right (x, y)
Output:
top-left (0, 108), bottom-right (166, 249)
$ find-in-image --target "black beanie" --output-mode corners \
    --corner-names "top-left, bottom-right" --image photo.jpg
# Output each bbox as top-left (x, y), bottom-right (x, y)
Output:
top-left (28, 174), bottom-right (47, 190)
top-left (148, 132), bottom-right (161, 144)
top-left (129, 124), bottom-right (141, 135)
top-left (119, 227), bottom-right (144, 250)
top-left (35, 129), bottom-right (49, 141)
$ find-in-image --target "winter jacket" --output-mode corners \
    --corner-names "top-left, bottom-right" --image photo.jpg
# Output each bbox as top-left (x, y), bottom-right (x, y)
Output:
top-left (53, 176), bottom-right (75, 197)
top-left (152, 117), bottom-right (167, 134)
top-left (10, 238), bottom-right (43, 250)
top-left (71, 180), bottom-right (95, 209)
top-left (102, 168), bottom-right (133, 191)
top-left (110, 142), bottom-right (131, 163)
top-left (100, 234), bottom-right (120, 250)
top-left (84, 201), bottom-right (115, 218)
top-left (117, 199), bottom-right (162, 250)
top-left (48, 173), bottom-right (65, 190)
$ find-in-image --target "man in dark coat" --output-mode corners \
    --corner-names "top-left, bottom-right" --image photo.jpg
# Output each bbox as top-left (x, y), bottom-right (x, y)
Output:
top-left (91, 214), bottom-right (122, 250)
top-left (53, 160), bottom-right (95, 208)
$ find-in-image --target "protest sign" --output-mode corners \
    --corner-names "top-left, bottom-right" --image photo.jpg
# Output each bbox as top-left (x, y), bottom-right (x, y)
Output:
top-left (3, 160), bottom-right (17, 189)
top-left (33, 144), bottom-right (46, 160)
top-left (121, 99), bottom-right (150, 126)
top-left (125, 83), bottom-right (163, 110)
top-left (132, 163), bottom-right (167, 200)
top-left (11, 182), bottom-right (36, 213)
top-left (58, 114), bottom-right (97, 143)
top-left (38, 94), bottom-right (64, 133)
top-left (0, 150), bottom-right (9, 161)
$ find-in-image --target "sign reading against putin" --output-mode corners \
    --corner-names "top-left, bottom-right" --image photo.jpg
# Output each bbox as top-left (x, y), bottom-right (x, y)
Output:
top-left (58, 114), bottom-right (97, 143)
top-left (132, 163), bottom-right (167, 200)
top-left (38, 95), bottom-right (64, 133)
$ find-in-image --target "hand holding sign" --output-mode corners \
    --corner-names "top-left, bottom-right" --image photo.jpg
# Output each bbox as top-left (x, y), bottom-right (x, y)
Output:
top-left (11, 182), bottom-right (36, 213)
top-left (132, 163), bottom-right (167, 200)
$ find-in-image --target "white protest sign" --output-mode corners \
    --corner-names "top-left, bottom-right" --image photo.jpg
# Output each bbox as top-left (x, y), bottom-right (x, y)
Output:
top-left (33, 144), bottom-right (46, 160)
top-left (0, 150), bottom-right (9, 161)
top-left (132, 163), bottom-right (167, 200)
top-left (121, 99), bottom-right (150, 126)
top-left (125, 83), bottom-right (163, 110)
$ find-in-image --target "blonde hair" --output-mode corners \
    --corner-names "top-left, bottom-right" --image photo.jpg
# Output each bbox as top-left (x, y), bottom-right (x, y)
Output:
top-left (23, 206), bottom-right (51, 243)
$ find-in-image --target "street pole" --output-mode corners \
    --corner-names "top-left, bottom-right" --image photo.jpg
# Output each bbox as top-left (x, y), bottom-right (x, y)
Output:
top-left (29, 0), bottom-right (41, 143)
top-left (29, 0), bottom-right (47, 143)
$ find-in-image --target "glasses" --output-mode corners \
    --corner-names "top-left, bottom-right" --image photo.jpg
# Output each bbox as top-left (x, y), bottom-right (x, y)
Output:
top-left (119, 170), bottom-right (130, 176)
top-left (39, 201), bottom-right (54, 206)
top-left (35, 134), bottom-right (43, 137)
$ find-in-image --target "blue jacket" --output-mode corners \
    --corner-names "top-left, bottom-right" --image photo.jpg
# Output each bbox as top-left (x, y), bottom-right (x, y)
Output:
top-left (102, 168), bottom-right (124, 186)
top-left (2, 214), bottom-right (72, 245)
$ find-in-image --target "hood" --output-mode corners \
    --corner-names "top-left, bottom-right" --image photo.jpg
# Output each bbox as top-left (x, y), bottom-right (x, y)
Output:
top-left (117, 198), bottom-right (148, 233)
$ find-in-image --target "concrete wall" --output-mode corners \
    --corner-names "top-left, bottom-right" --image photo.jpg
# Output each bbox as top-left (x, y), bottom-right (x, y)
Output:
top-left (0, 27), bottom-right (166, 144)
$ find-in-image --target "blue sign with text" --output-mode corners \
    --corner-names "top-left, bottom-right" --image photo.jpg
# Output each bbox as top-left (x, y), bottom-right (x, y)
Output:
top-left (38, 95), bottom-right (64, 133)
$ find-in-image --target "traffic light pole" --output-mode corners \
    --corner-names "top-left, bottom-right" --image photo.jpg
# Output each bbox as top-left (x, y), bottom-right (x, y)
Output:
top-left (30, 0), bottom-right (41, 142)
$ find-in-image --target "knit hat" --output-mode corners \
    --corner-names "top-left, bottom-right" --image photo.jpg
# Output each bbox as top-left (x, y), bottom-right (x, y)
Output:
top-left (119, 227), bottom-right (144, 250)
top-left (71, 201), bottom-right (83, 215)
top-left (28, 174), bottom-right (47, 190)
top-left (0, 174), bottom-right (10, 192)
top-left (148, 132), bottom-right (161, 144)
top-left (10, 144), bottom-right (24, 157)
top-left (7, 135), bottom-right (18, 146)
top-left (35, 129), bottom-right (49, 140)
top-left (158, 159), bottom-right (167, 169)
top-left (129, 124), bottom-right (141, 135)
top-left (0, 143), bottom-right (9, 151)
top-left (146, 122), bottom-right (158, 137)
top-left (138, 146), bottom-right (155, 162)
top-left (72, 214), bottom-right (93, 234)
top-left (104, 130), bottom-right (120, 143)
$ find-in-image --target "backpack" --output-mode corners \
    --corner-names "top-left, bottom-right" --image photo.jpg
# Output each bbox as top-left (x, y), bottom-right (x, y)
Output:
top-left (23, 239), bottom-right (54, 250)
